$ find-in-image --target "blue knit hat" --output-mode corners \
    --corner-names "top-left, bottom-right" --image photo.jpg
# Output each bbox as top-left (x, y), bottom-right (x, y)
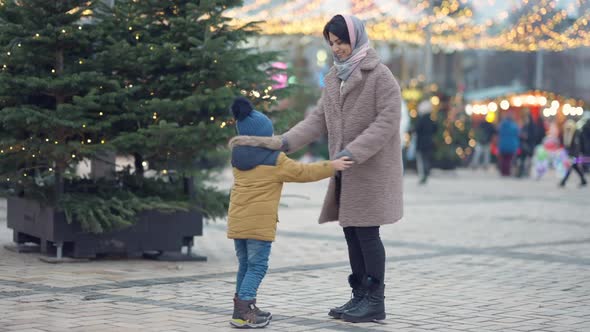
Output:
top-left (231, 97), bottom-right (274, 137)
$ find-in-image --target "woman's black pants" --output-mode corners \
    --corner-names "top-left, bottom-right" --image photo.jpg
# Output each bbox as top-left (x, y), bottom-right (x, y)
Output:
top-left (336, 173), bottom-right (386, 283)
top-left (343, 226), bottom-right (386, 284)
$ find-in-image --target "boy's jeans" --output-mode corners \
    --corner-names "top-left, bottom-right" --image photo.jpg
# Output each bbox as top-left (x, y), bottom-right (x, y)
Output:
top-left (234, 239), bottom-right (272, 301)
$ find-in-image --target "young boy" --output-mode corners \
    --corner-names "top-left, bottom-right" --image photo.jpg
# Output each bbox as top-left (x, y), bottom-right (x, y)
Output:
top-left (227, 97), bottom-right (352, 328)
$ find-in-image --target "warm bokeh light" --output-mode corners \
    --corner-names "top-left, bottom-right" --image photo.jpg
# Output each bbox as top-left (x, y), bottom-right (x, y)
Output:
top-left (227, 0), bottom-right (590, 52)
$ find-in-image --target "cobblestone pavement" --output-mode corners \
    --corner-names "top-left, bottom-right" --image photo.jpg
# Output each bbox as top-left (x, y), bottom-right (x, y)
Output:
top-left (0, 169), bottom-right (589, 331)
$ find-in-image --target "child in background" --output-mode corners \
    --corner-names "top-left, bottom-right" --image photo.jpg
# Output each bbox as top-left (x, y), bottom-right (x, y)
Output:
top-left (227, 97), bottom-right (353, 328)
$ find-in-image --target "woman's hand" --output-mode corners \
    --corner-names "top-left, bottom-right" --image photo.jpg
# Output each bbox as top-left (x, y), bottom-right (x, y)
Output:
top-left (331, 157), bottom-right (354, 171)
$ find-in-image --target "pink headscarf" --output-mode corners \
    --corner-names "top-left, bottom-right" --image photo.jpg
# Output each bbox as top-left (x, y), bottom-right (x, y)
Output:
top-left (333, 15), bottom-right (370, 81)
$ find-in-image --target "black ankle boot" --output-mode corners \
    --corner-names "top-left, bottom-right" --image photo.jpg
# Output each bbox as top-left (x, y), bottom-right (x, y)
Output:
top-left (341, 276), bottom-right (385, 323)
top-left (328, 274), bottom-right (366, 319)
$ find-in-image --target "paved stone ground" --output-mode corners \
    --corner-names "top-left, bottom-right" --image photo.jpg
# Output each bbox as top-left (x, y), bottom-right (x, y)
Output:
top-left (0, 168), bottom-right (589, 331)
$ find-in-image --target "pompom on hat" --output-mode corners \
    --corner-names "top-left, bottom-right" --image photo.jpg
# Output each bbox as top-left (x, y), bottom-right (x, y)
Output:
top-left (231, 97), bottom-right (274, 137)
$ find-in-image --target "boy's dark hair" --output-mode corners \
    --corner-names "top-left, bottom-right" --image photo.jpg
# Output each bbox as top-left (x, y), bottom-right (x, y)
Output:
top-left (323, 15), bottom-right (350, 44)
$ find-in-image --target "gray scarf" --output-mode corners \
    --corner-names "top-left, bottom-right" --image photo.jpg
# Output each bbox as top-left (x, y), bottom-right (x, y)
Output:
top-left (333, 15), bottom-right (370, 81)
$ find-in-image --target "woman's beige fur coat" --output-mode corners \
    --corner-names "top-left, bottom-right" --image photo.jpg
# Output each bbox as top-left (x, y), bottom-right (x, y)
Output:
top-left (232, 48), bottom-right (403, 227)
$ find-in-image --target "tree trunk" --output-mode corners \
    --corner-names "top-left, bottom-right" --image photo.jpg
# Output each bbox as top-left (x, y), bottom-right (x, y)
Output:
top-left (133, 153), bottom-right (144, 176)
top-left (54, 164), bottom-right (65, 200)
top-left (55, 49), bottom-right (65, 104)
top-left (183, 176), bottom-right (195, 199)
top-left (54, 49), bottom-right (65, 199)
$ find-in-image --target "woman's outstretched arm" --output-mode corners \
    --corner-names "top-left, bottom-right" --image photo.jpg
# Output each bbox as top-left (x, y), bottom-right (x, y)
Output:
top-left (229, 91), bottom-right (328, 153)
top-left (281, 92), bottom-right (327, 153)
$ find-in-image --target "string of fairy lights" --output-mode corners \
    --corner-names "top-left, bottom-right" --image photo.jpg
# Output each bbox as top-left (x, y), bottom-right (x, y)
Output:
top-left (228, 0), bottom-right (590, 52)
top-left (1, 0), bottom-right (587, 52)
top-left (466, 91), bottom-right (586, 124)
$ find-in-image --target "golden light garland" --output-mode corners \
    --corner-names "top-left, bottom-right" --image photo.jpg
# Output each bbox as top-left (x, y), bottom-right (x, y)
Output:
top-left (465, 91), bottom-right (586, 121)
top-left (227, 0), bottom-right (590, 52)
top-left (2, 0), bottom-right (586, 51)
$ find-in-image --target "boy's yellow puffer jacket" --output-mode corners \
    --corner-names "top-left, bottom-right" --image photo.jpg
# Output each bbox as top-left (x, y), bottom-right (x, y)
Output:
top-left (228, 147), bottom-right (334, 242)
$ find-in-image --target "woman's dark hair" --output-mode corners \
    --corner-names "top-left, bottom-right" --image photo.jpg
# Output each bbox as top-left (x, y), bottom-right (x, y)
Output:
top-left (323, 15), bottom-right (350, 44)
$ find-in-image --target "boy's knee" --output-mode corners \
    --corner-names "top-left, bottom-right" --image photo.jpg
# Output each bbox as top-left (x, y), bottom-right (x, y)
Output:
top-left (247, 260), bottom-right (269, 273)
top-left (237, 259), bottom-right (248, 271)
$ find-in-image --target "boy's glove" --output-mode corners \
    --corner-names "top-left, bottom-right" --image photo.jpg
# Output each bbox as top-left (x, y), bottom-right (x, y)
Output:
top-left (229, 135), bottom-right (283, 150)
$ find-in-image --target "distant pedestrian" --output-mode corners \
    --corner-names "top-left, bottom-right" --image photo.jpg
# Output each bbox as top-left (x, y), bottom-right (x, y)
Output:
top-left (516, 113), bottom-right (536, 177)
top-left (579, 111), bottom-right (590, 173)
top-left (414, 100), bottom-right (438, 184)
top-left (533, 115), bottom-right (547, 147)
top-left (471, 120), bottom-right (496, 170)
top-left (559, 119), bottom-right (587, 187)
top-left (227, 97), bottom-right (352, 328)
top-left (497, 112), bottom-right (520, 176)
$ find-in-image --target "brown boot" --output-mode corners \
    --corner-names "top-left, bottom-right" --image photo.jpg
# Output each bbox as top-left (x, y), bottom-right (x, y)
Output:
top-left (233, 294), bottom-right (272, 321)
top-left (252, 298), bottom-right (272, 320)
top-left (230, 297), bottom-right (270, 328)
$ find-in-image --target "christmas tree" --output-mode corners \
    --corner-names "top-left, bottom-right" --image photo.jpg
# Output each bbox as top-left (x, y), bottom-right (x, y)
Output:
top-left (431, 95), bottom-right (472, 168)
top-left (0, 0), bottom-right (285, 233)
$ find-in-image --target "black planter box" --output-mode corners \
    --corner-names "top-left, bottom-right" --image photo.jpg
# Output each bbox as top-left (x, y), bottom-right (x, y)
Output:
top-left (6, 197), bottom-right (203, 259)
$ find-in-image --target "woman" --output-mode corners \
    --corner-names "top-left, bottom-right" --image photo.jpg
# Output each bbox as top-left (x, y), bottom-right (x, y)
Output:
top-left (497, 112), bottom-right (520, 176)
top-left (559, 119), bottom-right (587, 187)
top-left (230, 14), bottom-right (402, 323)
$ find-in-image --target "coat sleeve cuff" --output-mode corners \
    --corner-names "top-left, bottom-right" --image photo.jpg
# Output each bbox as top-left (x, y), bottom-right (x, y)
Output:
top-left (281, 136), bottom-right (290, 152)
top-left (333, 149), bottom-right (356, 162)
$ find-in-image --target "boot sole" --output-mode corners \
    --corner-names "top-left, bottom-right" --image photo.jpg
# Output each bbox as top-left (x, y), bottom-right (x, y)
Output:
top-left (328, 310), bottom-right (343, 319)
top-left (341, 312), bottom-right (386, 323)
top-left (230, 319), bottom-right (270, 328)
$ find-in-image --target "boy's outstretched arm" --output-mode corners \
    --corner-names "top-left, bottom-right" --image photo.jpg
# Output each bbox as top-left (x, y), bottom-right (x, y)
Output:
top-left (277, 154), bottom-right (353, 183)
